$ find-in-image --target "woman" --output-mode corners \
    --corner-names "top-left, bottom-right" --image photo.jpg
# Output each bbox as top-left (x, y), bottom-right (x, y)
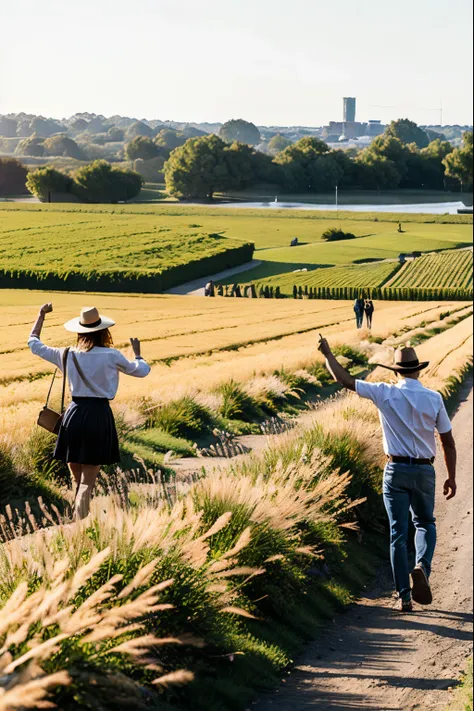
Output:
top-left (29, 303), bottom-right (151, 519)
top-left (365, 300), bottom-right (375, 329)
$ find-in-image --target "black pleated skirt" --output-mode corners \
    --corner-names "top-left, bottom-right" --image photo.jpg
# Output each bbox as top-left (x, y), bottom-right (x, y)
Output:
top-left (54, 397), bottom-right (120, 465)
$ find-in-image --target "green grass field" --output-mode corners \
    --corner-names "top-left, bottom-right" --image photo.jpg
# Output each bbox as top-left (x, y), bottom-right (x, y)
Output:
top-left (390, 249), bottom-right (473, 289)
top-left (0, 203), bottom-right (471, 292)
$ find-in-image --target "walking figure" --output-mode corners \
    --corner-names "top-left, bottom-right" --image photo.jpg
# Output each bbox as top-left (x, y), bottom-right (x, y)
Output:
top-left (318, 338), bottom-right (457, 613)
top-left (29, 304), bottom-right (151, 520)
top-left (353, 297), bottom-right (364, 329)
top-left (365, 300), bottom-right (375, 329)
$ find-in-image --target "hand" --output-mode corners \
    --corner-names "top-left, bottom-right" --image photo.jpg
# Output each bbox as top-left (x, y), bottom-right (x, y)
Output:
top-left (40, 303), bottom-right (53, 316)
top-left (130, 338), bottom-right (141, 357)
top-left (318, 334), bottom-right (332, 358)
top-left (443, 478), bottom-right (457, 500)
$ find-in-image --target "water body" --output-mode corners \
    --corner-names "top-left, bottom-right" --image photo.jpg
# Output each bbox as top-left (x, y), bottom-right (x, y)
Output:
top-left (213, 200), bottom-right (469, 215)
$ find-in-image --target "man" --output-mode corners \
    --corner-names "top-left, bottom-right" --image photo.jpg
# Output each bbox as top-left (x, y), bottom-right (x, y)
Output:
top-left (318, 337), bottom-right (457, 612)
top-left (353, 299), bottom-right (362, 329)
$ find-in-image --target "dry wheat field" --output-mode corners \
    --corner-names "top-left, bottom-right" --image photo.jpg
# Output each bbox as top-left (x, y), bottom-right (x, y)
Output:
top-left (0, 287), bottom-right (472, 711)
top-left (0, 288), bottom-right (472, 446)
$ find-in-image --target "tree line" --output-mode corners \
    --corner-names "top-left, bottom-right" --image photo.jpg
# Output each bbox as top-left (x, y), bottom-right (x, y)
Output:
top-left (161, 120), bottom-right (473, 199)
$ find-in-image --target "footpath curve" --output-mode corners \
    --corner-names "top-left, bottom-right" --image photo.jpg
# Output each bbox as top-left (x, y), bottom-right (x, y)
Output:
top-left (166, 259), bottom-right (262, 295)
top-left (255, 377), bottom-right (473, 711)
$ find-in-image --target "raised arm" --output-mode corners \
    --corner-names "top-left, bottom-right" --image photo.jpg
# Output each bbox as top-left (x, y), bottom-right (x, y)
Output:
top-left (116, 338), bottom-right (151, 378)
top-left (30, 303), bottom-right (53, 340)
top-left (318, 335), bottom-right (356, 392)
top-left (28, 303), bottom-right (65, 369)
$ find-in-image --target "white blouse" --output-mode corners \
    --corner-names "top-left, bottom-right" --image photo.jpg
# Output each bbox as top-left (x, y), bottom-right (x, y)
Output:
top-left (28, 336), bottom-right (151, 400)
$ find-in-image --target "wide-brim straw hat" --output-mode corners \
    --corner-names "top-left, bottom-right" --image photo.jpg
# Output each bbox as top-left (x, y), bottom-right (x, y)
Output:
top-left (64, 306), bottom-right (115, 334)
top-left (378, 346), bottom-right (429, 374)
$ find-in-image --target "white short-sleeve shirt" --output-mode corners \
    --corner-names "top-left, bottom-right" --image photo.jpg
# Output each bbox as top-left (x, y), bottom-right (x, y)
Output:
top-left (355, 377), bottom-right (452, 459)
top-left (28, 337), bottom-right (151, 400)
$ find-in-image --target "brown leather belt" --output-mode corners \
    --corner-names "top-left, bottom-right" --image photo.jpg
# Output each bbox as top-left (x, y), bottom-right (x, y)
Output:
top-left (388, 455), bottom-right (435, 466)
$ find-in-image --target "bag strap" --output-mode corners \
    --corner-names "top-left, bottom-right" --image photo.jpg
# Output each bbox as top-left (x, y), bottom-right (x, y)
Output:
top-left (71, 351), bottom-right (103, 397)
top-left (44, 347), bottom-right (70, 411)
top-left (44, 369), bottom-right (57, 409)
top-left (60, 347), bottom-right (70, 413)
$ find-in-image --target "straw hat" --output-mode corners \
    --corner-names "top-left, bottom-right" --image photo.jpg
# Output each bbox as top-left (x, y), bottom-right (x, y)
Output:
top-left (379, 346), bottom-right (429, 375)
top-left (64, 307), bottom-right (115, 334)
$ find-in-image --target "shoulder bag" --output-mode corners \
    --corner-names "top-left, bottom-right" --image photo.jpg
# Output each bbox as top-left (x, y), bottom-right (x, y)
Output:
top-left (37, 347), bottom-right (70, 434)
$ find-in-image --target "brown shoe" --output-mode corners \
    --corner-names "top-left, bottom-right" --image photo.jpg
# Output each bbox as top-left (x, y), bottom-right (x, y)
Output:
top-left (411, 564), bottom-right (433, 605)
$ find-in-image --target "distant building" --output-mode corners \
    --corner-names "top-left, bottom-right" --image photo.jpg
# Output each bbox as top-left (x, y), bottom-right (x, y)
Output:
top-left (343, 97), bottom-right (356, 123)
top-left (367, 120), bottom-right (384, 137)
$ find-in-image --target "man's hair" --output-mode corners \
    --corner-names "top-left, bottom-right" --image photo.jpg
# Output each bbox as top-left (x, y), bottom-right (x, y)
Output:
top-left (76, 328), bottom-right (114, 352)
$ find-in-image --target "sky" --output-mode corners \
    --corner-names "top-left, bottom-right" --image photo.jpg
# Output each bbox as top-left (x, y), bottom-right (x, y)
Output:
top-left (1, 0), bottom-right (473, 127)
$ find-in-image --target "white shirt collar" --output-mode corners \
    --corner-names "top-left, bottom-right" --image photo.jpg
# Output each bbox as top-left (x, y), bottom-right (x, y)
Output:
top-left (397, 378), bottom-right (424, 389)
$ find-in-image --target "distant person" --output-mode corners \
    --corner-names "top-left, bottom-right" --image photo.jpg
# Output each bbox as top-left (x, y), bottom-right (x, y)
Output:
top-left (318, 338), bottom-right (457, 613)
top-left (204, 280), bottom-right (215, 297)
top-left (354, 297), bottom-right (364, 328)
top-left (28, 304), bottom-right (150, 520)
top-left (365, 300), bottom-right (375, 329)
top-left (217, 284), bottom-right (224, 297)
top-left (290, 237), bottom-right (299, 247)
top-left (398, 222), bottom-right (404, 233)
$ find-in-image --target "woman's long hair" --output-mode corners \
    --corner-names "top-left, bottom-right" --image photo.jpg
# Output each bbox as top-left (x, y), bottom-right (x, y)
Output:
top-left (76, 328), bottom-right (114, 352)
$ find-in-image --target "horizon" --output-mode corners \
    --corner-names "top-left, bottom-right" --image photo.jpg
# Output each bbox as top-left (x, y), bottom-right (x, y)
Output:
top-left (1, 0), bottom-right (473, 127)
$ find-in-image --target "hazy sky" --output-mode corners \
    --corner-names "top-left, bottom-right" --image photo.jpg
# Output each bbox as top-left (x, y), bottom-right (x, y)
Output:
top-left (1, 0), bottom-right (472, 126)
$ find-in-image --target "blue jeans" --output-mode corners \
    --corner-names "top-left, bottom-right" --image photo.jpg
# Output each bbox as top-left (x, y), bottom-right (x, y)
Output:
top-left (383, 462), bottom-right (437, 600)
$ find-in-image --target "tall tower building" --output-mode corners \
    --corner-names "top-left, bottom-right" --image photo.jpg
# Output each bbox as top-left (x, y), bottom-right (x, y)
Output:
top-left (343, 97), bottom-right (356, 123)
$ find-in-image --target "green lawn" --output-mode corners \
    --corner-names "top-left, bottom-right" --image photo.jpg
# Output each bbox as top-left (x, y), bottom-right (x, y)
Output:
top-left (1, 203), bottom-right (471, 291)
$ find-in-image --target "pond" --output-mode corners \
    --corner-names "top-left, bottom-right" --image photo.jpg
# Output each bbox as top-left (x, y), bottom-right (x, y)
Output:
top-left (211, 200), bottom-right (470, 215)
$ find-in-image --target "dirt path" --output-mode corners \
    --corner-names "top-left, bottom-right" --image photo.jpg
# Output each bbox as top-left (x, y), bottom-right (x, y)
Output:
top-left (166, 260), bottom-right (262, 295)
top-left (255, 377), bottom-right (473, 711)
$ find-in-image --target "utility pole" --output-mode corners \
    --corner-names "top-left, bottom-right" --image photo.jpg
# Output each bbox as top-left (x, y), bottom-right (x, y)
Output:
top-left (335, 184), bottom-right (339, 222)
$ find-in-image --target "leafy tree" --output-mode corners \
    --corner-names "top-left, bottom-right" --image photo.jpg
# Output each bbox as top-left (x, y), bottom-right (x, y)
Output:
top-left (154, 129), bottom-right (187, 157)
top-left (0, 117), bottom-right (18, 137)
top-left (126, 121), bottom-right (154, 138)
top-left (354, 153), bottom-right (401, 190)
top-left (43, 134), bottom-right (84, 159)
top-left (267, 134), bottom-right (292, 155)
top-left (164, 134), bottom-right (234, 199)
top-left (125, 136), bottom-right (160, 161)
top-left (72, 160), bottom-right (143, 203)
top-left (252, 150), bottom-right (284, 185)
top-left (27, 116), bottom-right (64, 137)
top-left (421, 138), bottom-right (454, 162)
top-left (70, 118), bottom-right (89, 133)
top-left (443, 131), bottom-right (473, 189)
top-left (26, 167), bottom-right (73, 200)
top-left (225, 142), bottom-right (255, 189)
top-left (0, 158), bottom-right (28, 195)
top-left (385, 119), bottom-right (430, 148)
top-left (15, 134), bottom-right (45, 157)
top-left (275, 137), bottom-right (334, 191)
top-left (181, 125), bottom-right (207, 138)
top-left (107, 126), bottom-right (125, 141)
top-left (220, 119), bottom-right (261, 146)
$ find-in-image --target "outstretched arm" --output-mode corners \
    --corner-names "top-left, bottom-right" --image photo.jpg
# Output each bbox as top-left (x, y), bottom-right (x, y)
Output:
top-left (318, 335), bottom-right (356, 392)
top-left (440, 430), bottom-right (457, 500)
top-left (30, 303), bottom-right (53, 340)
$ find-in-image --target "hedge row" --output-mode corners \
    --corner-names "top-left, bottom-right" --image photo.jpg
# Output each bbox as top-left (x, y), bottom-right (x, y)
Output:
top-left (290, 285), bottom-right (474, 301)
top-left (0, 242), bottom-right (254, 293)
